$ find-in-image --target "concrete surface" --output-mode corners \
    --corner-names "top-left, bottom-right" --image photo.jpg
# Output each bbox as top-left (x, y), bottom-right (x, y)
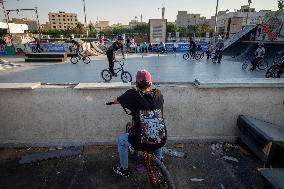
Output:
top-left (0, 83), bottom-right (41, 90)
top-left (195, 78), bottom-right (284, 88)
top-left (0, 83), bottom-right (283, 147)
top-left (0, 144), bottom-right (270, 189)
top-left (0, 54), bottom-right (272, 83)
top-left (74, 82), bottom-right (132, 90)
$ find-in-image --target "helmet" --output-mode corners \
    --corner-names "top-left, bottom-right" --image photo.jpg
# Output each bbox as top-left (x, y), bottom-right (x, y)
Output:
top-left (136, 69), bottom-right (152, 84)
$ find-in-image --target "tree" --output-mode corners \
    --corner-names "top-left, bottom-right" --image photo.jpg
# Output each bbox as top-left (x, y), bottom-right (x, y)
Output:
top-left (71, 22), bottom-right (86, 34)
top-left (167, 23), bottom-right (179, 33)
top-left (278, 0), bottom-right (284, 10)
top-left (89, 22), bottom-right (96, 33)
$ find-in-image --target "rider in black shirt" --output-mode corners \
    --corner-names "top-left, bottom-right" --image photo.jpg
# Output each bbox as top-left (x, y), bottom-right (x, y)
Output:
top-left (189, 38), bottom-right (197, 56)
top-left (71, 40), bottom-right (83, 57)
top-left (106, 36), bottom-right (125, 76)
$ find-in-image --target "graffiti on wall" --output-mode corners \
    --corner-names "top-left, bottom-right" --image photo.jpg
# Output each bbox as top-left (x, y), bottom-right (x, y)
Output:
top-left (255, 10), bottom-right (284, 41)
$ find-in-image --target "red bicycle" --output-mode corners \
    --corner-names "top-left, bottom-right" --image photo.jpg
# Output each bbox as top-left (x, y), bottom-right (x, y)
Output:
top-left (106, 102), bottom-right (175, 189)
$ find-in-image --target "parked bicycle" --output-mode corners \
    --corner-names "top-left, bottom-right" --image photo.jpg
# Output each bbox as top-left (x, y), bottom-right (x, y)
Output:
top-left (70, 53), bottom-right (91, 64)
top-left (101, 59), bottom-right (132, 83)
top-left (265, 55), bottom-right (284, 78)
top-left (106, 102), bottom-right (175, 189)
top-left (31, 46), bottom-right (44, 53)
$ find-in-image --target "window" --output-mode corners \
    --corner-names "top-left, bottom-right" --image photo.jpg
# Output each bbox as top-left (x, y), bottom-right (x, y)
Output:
top-left (53, 22), bottom-right (56, 24)
top-left (52, 15), bottom-right (55, 17)
top-left (75, 19), bottom-right (77, 21)
top-left (63, 19), bottom-right (65, 21)
top-left (53, 26), bottom-right (56, 28)
top-left (63, 15), bottom-right (65, 17)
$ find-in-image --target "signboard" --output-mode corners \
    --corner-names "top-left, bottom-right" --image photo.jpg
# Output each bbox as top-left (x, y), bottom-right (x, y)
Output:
top-left (151, 42), bottom-right (208, 52)
top-left (149, 19), bottom-right (167, 43)
top-left (28, 43), bottom-right (65, 52)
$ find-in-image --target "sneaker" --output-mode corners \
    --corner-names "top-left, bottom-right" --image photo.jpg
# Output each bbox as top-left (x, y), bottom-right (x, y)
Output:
top-left (113, 165), bottom-right (129, 178)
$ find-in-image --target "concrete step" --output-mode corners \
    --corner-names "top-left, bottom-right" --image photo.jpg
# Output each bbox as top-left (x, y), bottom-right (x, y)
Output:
top-left (25, 58), bottom-right (67, 63)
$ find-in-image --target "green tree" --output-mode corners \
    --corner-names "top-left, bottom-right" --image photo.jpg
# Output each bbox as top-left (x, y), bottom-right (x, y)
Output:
top-left (71, 22), bottom-right (86, 34)
top-left (167, 23), bottom-right (179, 33)
top-left (278, 0), bottom-right (284, 10)
top-left (89, 22), bottom-right (96, 33)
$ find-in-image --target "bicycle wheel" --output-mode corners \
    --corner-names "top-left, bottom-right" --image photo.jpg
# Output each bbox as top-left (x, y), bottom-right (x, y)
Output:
top-left (197, 52), bottom-right (204, 60)
top-left (212, 56), bottom-right (217, 64)
top-left (242, 62), bottom-right (248, 70)
top-left (183, 53), bottom-right (189, 60)
top-left (193, 53), bottom-right (202, 60)
top-left (70, 56), bottom-right (78, 64)
top-left (209, 52), bottom-right (215, 59)
top-left (83, 56), bottom-right (91, 64)
top-left (121, 71), bottom-right (132, 83)
top-left (101, 69), bottom-right (112, 82)
top-left (257, 60), bottom-right (268, 70)
top-left (265, 66), bottom-right (277, 78)
top-left (150, 158), bottom-right (175, 189)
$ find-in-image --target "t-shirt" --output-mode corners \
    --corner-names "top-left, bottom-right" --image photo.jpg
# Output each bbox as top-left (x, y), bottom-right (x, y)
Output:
top-left (107, 41), bottom-right (124, 54)
top-left (216, 42), bottom-right (224, 51)
top-left (117, 88), bottom-right (166, 151)
top-left (190, 41), bottom-right (197, 49)
top-left (255, 47), bottom-right (265, 58)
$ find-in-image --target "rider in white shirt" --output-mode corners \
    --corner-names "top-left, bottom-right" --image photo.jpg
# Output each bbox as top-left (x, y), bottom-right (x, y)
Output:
top-left (251, 43), bottom-right (265, 71)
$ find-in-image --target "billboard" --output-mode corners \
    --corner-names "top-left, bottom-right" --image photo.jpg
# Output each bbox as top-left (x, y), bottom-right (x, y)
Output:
top-left (149, 19), bottom-right (167, 43)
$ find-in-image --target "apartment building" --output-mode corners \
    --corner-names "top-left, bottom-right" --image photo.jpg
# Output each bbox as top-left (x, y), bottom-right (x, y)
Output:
top-left (176, 11), bottom-right (206, 27)
top-left (48, 11), bottom-right (78, 30)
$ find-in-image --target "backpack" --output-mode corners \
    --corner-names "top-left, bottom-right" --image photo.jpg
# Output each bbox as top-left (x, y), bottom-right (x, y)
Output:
top-left (138, 90), bottom-right (167, 145)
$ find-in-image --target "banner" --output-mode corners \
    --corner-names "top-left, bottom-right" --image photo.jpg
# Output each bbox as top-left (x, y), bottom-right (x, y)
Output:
top-left (0, 44), bottom-right (6, 55)
top-left (28, 43), bottom-right (65, 52)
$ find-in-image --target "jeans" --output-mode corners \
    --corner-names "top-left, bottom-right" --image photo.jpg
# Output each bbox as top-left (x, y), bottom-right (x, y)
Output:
top-left (117, 133), bottom-right (163, 169)
top-left (251, 57), bottom-right (262, 70)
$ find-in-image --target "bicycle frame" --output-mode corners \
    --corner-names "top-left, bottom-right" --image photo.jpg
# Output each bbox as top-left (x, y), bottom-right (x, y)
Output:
top-left (144, 152), bottom-right (160, 188)
top-left (113, 61), bottom-right (125, 74)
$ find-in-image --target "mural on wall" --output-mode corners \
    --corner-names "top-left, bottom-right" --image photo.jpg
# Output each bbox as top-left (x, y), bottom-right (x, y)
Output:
top-left (255, 10), bottom-right (284, 41)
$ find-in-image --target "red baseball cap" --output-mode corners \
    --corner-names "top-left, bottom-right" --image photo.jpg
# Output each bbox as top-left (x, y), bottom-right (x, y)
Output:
top-left (136, 69), bottom-right (152, 83)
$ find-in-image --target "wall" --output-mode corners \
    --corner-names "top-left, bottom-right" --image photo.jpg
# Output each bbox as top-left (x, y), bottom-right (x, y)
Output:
top-left (0, 83), bottom-right (284, 147)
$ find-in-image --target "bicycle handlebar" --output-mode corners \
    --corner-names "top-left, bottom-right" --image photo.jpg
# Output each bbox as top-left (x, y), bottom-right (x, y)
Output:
top-left (106, 102), bottom-right (115, 105)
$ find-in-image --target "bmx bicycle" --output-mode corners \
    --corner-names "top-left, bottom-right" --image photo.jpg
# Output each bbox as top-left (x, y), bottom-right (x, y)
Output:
top-left (242, 56), bottom-right (268, 71)
top-left (183, 50), bottom-right (202, 61)
top-left (70, 53), bottom-right (91, 64)
top-left (106, 102), bottom-right (175, 189)
top-left (101, 60), bottom-right (132, 83)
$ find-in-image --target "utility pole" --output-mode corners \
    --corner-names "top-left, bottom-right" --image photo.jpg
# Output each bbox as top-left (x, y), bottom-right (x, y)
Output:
top-left (214, 0), bottom-right (219, 34)
top-left (82, 0), bottom-right (88, 37)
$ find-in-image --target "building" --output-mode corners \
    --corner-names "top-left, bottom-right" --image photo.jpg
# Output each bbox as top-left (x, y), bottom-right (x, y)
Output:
top-left (0, 22), bottom-right (28, 34)
top-left (149, 19), bottom-right (167, 43)
top-left (11, 18), bottom-right (38, 31)
top-left (129, 19), bottom-right (147, 28)
top-left (95, 21), bottom-right (109, 30)
top-left (216, 5), bottom-right (271, 38)
top-left (48, 11), bottom-right (78, 30)
top-left (41, 22), bottom-right (51, 31)
top-left (176, 11), bottom-right (206, 27)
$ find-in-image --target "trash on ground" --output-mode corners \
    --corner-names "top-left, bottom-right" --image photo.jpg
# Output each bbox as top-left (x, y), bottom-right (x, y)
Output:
top-left (224, 143), bottom-right (239, 149)
top-left (190, 178), bottom-right (204, 182)
top-left (222, 155), bottom-right (239, 163)
top-left (163, 148), bottom-right (187, 158)
top-left (172, 143), bottom-right (184, 148)
top-left (220, 183), bottom-right (224, 188)
top-left (135, 164), bottom-right (145, 173)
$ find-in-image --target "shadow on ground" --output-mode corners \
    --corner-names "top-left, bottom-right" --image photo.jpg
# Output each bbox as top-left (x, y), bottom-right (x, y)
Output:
top-left (0, 144), bottom-right (269, 189)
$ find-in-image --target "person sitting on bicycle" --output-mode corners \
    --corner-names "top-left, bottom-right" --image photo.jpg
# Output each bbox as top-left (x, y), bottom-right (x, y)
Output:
top-left (71, 39), bottom-right (83, 57)
top-left (109, 69), bottom-right (167, 177)
top-left (106, 36), bottom-right (125, 76)
top-left (215, 37), bottom-right (224, 63)
top-left (189, 37), bottom-right (197, 57)
top-left (250, 43), bottom-right (265, 71)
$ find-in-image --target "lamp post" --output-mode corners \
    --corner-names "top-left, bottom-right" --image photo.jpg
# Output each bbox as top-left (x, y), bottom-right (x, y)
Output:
top-left (214, 0), bottom-right (219, 34)
top-left (82, 0), bottom-right (88, 37)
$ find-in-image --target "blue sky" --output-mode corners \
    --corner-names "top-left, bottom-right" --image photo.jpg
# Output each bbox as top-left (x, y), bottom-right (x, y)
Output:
top-left (0, 0), bottom-right (278, 24)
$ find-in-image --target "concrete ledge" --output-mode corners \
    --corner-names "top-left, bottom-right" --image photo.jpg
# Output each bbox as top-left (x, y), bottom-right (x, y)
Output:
top-left (74, 82), bottom-right (132, 90)
top-left (0, 83), bottom-right (41, 90)
top-left (194, 78), bottom-right (284, 88)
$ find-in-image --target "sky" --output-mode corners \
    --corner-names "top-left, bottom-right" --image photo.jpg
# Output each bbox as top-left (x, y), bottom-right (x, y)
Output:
top-left (0, 0), bottom-right (279, 25)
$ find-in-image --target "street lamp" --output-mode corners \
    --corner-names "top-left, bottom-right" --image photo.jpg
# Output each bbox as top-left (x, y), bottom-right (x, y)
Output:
top-left (214, 0), bottom-right (219, 34)
top-left (246, 0), bottom-right (252, 25)
top-left (82, 0), bottom-right (88, 37)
